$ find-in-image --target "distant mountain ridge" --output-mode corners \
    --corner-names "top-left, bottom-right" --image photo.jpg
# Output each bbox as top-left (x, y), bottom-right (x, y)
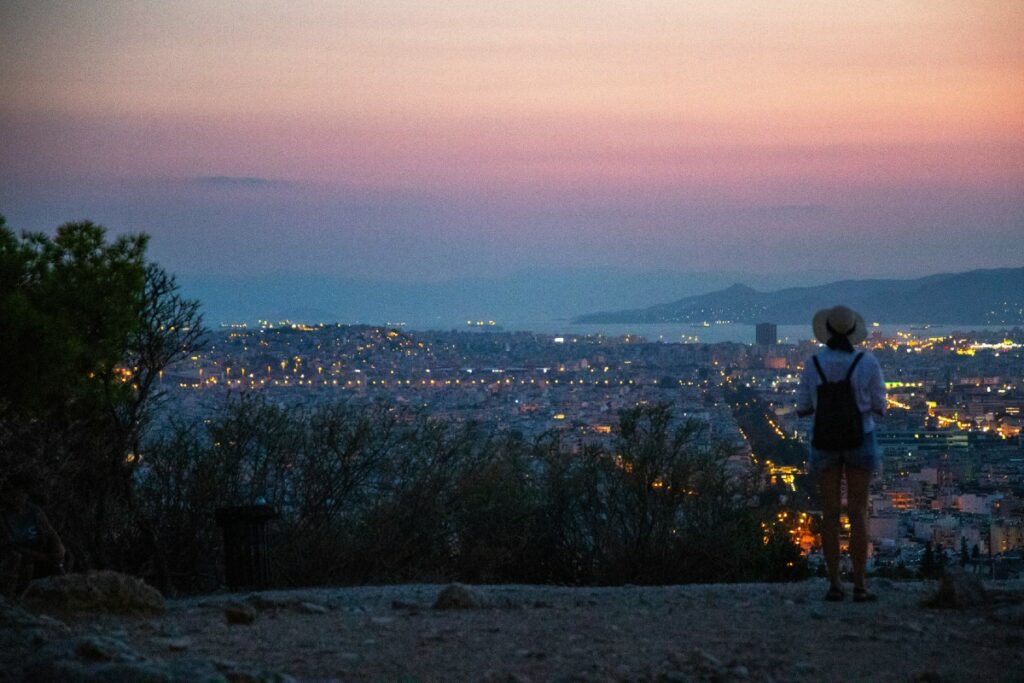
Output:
top-left (181, 267), bottom-right (852, 327)
top-left (573, 268), bottom-right (1024, 325)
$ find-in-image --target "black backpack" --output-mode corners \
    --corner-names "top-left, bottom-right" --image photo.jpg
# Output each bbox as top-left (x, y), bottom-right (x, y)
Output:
top-left (811, 352), bottom-right (864, 451)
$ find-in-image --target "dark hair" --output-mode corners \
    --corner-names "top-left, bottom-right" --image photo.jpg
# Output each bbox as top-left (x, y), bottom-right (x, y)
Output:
top-left (825, 321), bottom-right (855, 353)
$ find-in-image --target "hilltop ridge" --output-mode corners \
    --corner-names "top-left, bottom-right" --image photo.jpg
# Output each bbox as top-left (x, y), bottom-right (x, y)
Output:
top-left (574, 267), bottom-right (1024, 326)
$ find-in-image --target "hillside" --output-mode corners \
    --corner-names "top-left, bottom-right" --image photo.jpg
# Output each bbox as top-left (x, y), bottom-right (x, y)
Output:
top-left (574, 268), bottom-right (1024, 326)
top-left (4, 577), bottom-right (1023, 682)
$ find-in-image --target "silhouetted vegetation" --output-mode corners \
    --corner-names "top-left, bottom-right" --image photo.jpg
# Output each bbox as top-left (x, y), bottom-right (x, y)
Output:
top-left (1, 217), bottom-right (806, 593)
top-left (0, 216), bottom-right (204, 570)
top-left (133, 397), bottom-right (805, 592)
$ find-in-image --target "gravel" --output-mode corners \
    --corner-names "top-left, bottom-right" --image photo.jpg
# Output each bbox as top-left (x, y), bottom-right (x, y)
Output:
top-left (4, 579), bottom-right (1023, 682)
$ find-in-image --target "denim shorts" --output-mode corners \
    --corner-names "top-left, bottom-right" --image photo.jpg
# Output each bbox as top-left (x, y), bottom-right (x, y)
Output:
top-left (809, 430), bottom-right (882, 476)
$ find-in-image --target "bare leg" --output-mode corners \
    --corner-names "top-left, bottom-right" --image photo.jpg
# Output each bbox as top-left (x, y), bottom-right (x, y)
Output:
top-left (817, 466), bottom-right (843, 590)
top-left (846, 466), bottom-right (872, 590)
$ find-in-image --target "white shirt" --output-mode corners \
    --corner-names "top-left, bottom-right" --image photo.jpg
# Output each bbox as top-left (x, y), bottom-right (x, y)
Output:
top-left (796, 347), bottom-right (886, 433)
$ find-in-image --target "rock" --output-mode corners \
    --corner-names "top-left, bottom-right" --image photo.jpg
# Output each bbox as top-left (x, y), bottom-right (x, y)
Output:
top-left (433, 583), bottom-right (491, 609)
top-left (223, 601), bottom-right (258, 625)
top-left (245, 593), bottom-right (327, 616)
top-left (246, 593), bottom-right (292, 611)
top-left (33, 614), bottom-right (68, 631)
top-left (294, 601), bottom-right (327, 615)
top-left (732, 664), bottom-right (750, 678)
top-left (24, 571), bottom-right (164, 615)
top-left (21, 633), bottom-right (292, 683)
top-left (154, 636), bottom-right (192, 652)
top-left (24, 635), bottom-right (224, 683)
top-left (29, 658), bottom-right (225, 683)
top-left (74, 635), bottom-right (140, 662)
top-left (925, 571), bottom-right (987, 609)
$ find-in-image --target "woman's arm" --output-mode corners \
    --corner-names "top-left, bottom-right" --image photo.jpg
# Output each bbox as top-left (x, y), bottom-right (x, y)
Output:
top-left (868, 356), bottom-right (886, 418)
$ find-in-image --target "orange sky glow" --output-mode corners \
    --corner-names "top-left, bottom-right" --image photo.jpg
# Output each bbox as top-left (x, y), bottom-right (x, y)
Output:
top-left (1, 1), bottom-right (1022, 278)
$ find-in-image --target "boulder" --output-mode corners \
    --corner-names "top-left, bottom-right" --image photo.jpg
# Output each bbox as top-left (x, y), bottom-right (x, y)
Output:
top-left (24, 571), bottom-right (164, 615)
top-left (24, 635), bottom-right (226, 682)
top-left (153, 636), bottom-right (192, 652)
top-left (74, 635), bottom-right (141, 662)
top-left (223, 600), bottom-right (258, 625)
top-left (433, 583), bottom-right (491, 609)
top-left (23, 635), bottom-right (292, 683)
top-left (245, 593), bottom-right (293, 611)
top-left (244, 593), bottom-right (329, 616)
top-left (293, 601), bottom-right (328, 615)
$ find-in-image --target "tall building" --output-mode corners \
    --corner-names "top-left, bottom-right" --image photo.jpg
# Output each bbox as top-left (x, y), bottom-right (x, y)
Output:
top-left (756, 322), bottom-right (777, 346)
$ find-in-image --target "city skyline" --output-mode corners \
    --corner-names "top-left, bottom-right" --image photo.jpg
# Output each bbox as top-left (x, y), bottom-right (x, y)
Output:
top-left (2, 2), bottom-right (1022, 283)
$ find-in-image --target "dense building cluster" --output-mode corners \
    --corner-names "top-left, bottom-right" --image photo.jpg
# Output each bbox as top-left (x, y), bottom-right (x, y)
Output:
top-left (160, 322), bottom-right (1024, 575)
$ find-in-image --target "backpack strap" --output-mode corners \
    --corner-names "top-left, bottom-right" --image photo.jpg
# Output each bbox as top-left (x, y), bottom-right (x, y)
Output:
top-left (844, 352), bottom-right (865, 380)
top-left (811, 355), bottom-right (828, 383)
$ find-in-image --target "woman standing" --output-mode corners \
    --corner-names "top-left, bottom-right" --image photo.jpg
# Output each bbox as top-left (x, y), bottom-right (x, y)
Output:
top-left (796, 305), bottom-right (886, 602)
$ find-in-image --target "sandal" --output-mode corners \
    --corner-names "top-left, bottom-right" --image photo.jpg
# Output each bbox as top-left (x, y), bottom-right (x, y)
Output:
top-left (824, 585), bottom-right (845, 602)
top-left (853, 587), bottom-right (877, 603)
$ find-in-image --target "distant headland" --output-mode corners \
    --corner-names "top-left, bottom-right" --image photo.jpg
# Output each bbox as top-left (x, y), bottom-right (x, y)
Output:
top-left (573, 267), bottom-right (1024, 326)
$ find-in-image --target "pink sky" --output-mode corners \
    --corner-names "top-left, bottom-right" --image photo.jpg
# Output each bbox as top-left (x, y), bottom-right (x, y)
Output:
top-left (2, 1), bottom-right (1022, 279)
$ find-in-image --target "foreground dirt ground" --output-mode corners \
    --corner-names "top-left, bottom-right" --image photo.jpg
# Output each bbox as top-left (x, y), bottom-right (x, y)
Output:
top-left (7, 578), bottom-right (1024, 682)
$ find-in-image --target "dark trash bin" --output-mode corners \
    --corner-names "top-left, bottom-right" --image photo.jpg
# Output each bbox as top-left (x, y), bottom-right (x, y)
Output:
top-left (215, 504), bottom-right (277, 590)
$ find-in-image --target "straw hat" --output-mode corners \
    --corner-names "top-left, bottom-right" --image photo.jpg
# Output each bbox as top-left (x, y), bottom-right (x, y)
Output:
top-left (812, 305), bottom-right (867, 345)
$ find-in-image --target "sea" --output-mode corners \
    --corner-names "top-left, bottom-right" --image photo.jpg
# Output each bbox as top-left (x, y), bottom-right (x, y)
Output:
top-left (404, 320), bottom-right (1015, 345)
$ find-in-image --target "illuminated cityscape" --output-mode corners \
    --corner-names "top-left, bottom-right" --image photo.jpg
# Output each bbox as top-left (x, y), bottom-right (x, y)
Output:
top-left (159, 321), bottom-right (1024, 575)
top-left (3, 2), bottom-right (1023, 679)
